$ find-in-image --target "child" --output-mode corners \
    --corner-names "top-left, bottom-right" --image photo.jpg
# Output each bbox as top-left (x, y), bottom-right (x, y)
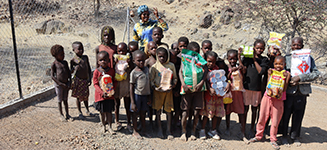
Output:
top-left (152, 27), bottom-right (169, 49)
top-left (177, 37), bottom-right (189, 57)
top-left (199, 51), bottom-right (227, 140)
top-left (130, 50), bottom-right (152, 139)
top-left (150, 47), bottom-right (177, 139)
top-left (249, 56), bottom-right (291, 150)
top-left (170, 48), bottom-right (182, 131)
top-left (95, 26), bottom-right (117, 68)
top-left (93, 51), bottom-right (116, 134)
top-left (225, 49), bottom-right (246, 140)
top-left (239, 39), bottom-right (269, 138)
top-left (145, 41), bottom-right (158, 68)
top-left (70, 41), bottom-right (92, 119)
top-left (201, 40), bottom-right (213, 57)
top-left (128, 41), bottom-right (139, 53)
top-left (51, 44), bottom-right (72, 121)
top-left (113, 42), bottom-right (133, 132)
top-left (179, 42), bottom-right (208, 141)
top-left (280, 37), bottom-right (320, 145)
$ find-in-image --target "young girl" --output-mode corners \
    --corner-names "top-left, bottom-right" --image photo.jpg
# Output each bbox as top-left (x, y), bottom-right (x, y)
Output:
top-left (70, 41), bottom-right (92, 119)
top-left (95, 26), bottom-right (117, 69)
top-left (113, 42), bottom-right (133, 132)
top-left (225, 49), bottom-right (246, 141)
top-left (239, 39), bottom-right (269, 138)
top-left (199, 51), bottom-right (228, 140)
top-left (249, 56), bottom-right (291, 150)
top-left (93, 51), bottom-right (116, 134)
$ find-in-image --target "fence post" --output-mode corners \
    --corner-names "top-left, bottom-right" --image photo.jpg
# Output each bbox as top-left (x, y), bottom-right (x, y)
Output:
top-left (127, 7), bottom-right (130, 42)
top-left (8, 0), bottom-right (23, 99)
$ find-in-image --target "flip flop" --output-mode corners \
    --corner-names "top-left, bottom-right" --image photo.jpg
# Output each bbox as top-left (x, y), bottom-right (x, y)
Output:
top-left (116, 122), bottom-right (123, 131)
top-left (270, 141), bottom-right (280, 150)
top-left (249, 137), bottom-right (259, 143)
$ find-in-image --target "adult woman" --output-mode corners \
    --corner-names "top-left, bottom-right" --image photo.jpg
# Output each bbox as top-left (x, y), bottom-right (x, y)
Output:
top-left (133, 5), bottom-right (168, 51)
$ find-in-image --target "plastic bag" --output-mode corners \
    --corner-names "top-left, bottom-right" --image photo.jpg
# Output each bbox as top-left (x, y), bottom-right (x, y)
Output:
top-left (291, 49), bottom-right (311, 76)
top-left (114, 54), bottom-right (130, 81)
top-left (267, 32), bottom-right (285, 49)
top-left (100, 74), bottom-right (115, 97)
top-left (223, 91), bottom-right (233, 104)
top-left (208, 69), bottom-right (228, 96)
top-left (240, 45), bottom-right (254, 58)
top-left (231, 70), bottom-right (244, 91)
top-left (266, 70), bottom-right (286, 99)
top-left (157, 68), bottom-right (173, 91)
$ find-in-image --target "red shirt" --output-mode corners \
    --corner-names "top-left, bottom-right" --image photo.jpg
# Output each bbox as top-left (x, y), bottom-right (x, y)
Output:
top-left (98, 44), bottom-right (117, 68)
top-left (93, 68), bottom-right (115, 102)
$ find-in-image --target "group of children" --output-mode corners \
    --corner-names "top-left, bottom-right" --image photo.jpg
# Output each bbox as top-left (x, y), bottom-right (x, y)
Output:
top-left (50, 24), bottom-right (319, 150)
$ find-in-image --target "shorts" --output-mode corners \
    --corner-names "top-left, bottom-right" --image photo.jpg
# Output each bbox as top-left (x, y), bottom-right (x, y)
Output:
top-left (243, 90), bottom-right (262, 107)
top-left (152, 90), bottom-right (174, 113)
top-left (94, 99), bottom-right (115, 113)
top-left (55, 84), bottom-right (69, 103)
top-left (131, 94), bottom-right (148, 113)
top-left (181, 92), bottom-right (204, 110)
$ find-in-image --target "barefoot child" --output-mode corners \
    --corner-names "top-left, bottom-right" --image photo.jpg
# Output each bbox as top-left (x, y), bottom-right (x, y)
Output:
top-left (199, 51), bottom-right (228, 140)
top-left (150, 47), bottom-right (177, 139)
top-left (113, 42), bottom-right (132, 132)
top-left (249, 56), bottom-right (291, 150)
top-left (177, 37), bottom-right (189, 57)
top-left (179, 42), bottom-right (208, 141)
top-left (239, 39), bottom-right (269, 138)
top-left (130, 50), bottom-right (152, 139)
top-left (70, 42), bottom-right (93, 119)
top-left (95, 26), bottom-right (117, 68)
top-left (93, 51), bottom-right (116, 134)
top-left (201, 40), bottom-right (213, 57)
top-left (225, 49), bottom-right (246, 140)
top-left (51, 44), bottom-right (72, 121)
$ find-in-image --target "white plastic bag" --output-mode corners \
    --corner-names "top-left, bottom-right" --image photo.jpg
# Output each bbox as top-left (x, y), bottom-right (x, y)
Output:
top-left (291, 49), bottom-right (311, 76)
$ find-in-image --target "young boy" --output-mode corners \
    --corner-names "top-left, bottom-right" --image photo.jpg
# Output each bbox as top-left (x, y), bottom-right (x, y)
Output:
top-left (171, 42), bottom-right (179, 55)
top-left (179, 42), bottom-right (208, 141)
top-left (70, 42), bottom-right (92, 119)
top-left (130, 50), bottom-right (152, 139)
top-left (177, 37), bottom-right (189, 57)
top-left (281, 37), bottom-right (320, 145)
top-left (170, 48), bottom-right (182, 131)
top-left (201, 40), bottom-right (213, 56)
top-left (128, 41), bottom-right (139, 53)
top-left (50, 44), bottom-right (72, 121)
top-left (152, 27), bottom-right (169, 49)
top-left (145, 41), bottom-right (158, 68)
top-left (150, 47), bottom-right (177, 139)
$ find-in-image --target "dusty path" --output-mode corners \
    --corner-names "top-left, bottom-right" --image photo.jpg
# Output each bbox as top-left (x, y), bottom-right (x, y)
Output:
top-left (0, 86), bottom-right (327, 150)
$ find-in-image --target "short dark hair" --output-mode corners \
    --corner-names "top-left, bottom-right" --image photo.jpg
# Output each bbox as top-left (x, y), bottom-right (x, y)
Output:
top-left (227, 49), bottom-right (238, 56)
top-left (171, 42), bottom-right (177, 49)
top-left (153, 27), bottom-right (163, 34)
top-left (254, 39), bottom-right (266, 47)
top-left (98, 51), bottom-right (109, 59)
top-left (274, 55), bottom-right (285, 62)
top-left (204, 51), bottom-right (218, 60)
top-left (132, 50), bottom-right (145, 59)
top-left (292, 37), bottom-right (304, 44)
top-left (128, 41), bottom-right (138, 48)
top-left (50, 44), bottom-right (64, 57)
top-left (156, 47), bottom-right (168, 55)
top-left (187, 42), bottom-right (200, 50)
top-left (72, 41), bottom-right (83, 47)
top-left (202, 40), bottom-right (212, 47)
top-left (178, 36), bottom-right (189, 45)
top-left (118, 42), bottom-right (128, 49)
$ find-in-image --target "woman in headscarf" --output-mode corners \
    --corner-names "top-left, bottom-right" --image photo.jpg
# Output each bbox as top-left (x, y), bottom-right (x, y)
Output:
top-left (95, 26), bottom-right (117, 68)
top-left (133, 5), bottom-right (169, 51)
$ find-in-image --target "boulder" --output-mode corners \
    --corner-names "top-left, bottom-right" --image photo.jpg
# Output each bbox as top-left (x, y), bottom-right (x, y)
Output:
top-left (211, 24), bottom-right (221, 31)
top-left (203, 33), bottom-right (210, 39)
top-left (199, 14), bottom-right (213, 28)
top-left (219, 7), bottom-right (234, 25)
top-left (234, 21), bottom-right (242, 29)
top-left (165, 0), bottom-right (174, 4)
top-left (35, 20), bottom-right (66, 34)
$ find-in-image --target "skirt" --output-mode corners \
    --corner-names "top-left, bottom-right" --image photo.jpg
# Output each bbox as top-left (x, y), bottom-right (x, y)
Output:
top-left (94, 99), bottom-right (115, 113)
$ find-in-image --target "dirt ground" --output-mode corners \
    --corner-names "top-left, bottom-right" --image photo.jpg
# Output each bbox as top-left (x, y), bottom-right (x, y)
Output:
top-left (0, 85), bottom-right (326, 150)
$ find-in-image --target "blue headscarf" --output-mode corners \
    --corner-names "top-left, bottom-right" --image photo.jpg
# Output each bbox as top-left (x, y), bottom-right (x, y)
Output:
top-left (137, 5), bottom-right (149, 17)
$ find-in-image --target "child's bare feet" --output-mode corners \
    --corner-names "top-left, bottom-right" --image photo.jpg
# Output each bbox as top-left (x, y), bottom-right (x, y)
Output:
top-left (133, 131), bottom-right (143, 139)
top-left (116, 122), bottom-right (123, 131)
top-left (166, 131), bottom-right (174, 140)
top-left (180, 133), bottom-right (187, 141)
top-left (65, 114), bottom-right (74, 121)
top-left (224, 129), bottom-right (231, 136)
top-left (60, 115), bottom-right (67, 122)
top-left (108, 128), bottom-right (116, 135)
top-left (190, 132), bottom-right (197, 140)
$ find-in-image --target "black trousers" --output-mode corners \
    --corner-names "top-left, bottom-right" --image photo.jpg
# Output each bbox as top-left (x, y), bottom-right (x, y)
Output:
top-left (280, 94), bottom-right (307, 137)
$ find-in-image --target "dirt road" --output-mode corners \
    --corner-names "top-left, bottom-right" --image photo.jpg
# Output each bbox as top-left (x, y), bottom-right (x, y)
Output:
top-left (0, 86), bottom-right (326, 150)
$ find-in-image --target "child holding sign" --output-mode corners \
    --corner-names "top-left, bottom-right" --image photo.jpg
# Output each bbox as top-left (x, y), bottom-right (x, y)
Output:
top-left (249, 56), bottom-right (290, 150)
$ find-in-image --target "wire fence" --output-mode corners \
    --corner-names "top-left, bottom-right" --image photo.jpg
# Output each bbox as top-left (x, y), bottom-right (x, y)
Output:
top-left (0, 0), bottom-right (130, 104)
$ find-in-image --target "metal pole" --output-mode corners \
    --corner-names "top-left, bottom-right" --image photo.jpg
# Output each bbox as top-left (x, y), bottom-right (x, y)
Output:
top-left (8, 0), bottom-right (23, 99)
top-left (127, 7), bottom-right (130, 42)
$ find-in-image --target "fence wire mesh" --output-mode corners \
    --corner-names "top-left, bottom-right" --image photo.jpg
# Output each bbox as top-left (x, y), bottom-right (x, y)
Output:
top-left (0, 0), bottom-right (129, 104)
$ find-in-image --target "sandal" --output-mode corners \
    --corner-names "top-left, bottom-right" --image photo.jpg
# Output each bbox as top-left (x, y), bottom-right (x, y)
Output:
top-left (249, 137), bottom-right (259, 143)
top-left (116, 122), bottom-right (123, 131)
top-left (270, 141), bottom-right (280, 150)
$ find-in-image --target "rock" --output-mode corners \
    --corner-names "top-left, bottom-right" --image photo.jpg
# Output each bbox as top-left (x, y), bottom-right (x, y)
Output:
top-left (211, 24), bottom-right (221, 31)
top-left (202, 3), bottom-right (210, 7)
top-left (190, 28), bottom-right (198, 35)
top-left (78, 31), bottom-right (88, 37)
top-left (234, 21), bottom-right (242, 29)
top-left (215, 43), bottom-right (220, 49)
top-left (199, 14), bottom-right (213, 28)
top-left (69, 14), bottom-right (79, 20)
top-left (35, 20), bottom-right (49, 34)
top-left (212, 32), bottom-right (217, 38)
top-left (219, 7), bottom-right (234, 25)
top-left (45, 20), bottom-right (65, 34)
top-left (234, 37), bottom-right (244, 44)
top-left (203, 33), bottom-right (210, 39)
top-left (316, 62), bottom-right (327, 69)
top-left (165, 0), bottom-right (174, 4)
top-left (220, 34), bottom-right (227, 38)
